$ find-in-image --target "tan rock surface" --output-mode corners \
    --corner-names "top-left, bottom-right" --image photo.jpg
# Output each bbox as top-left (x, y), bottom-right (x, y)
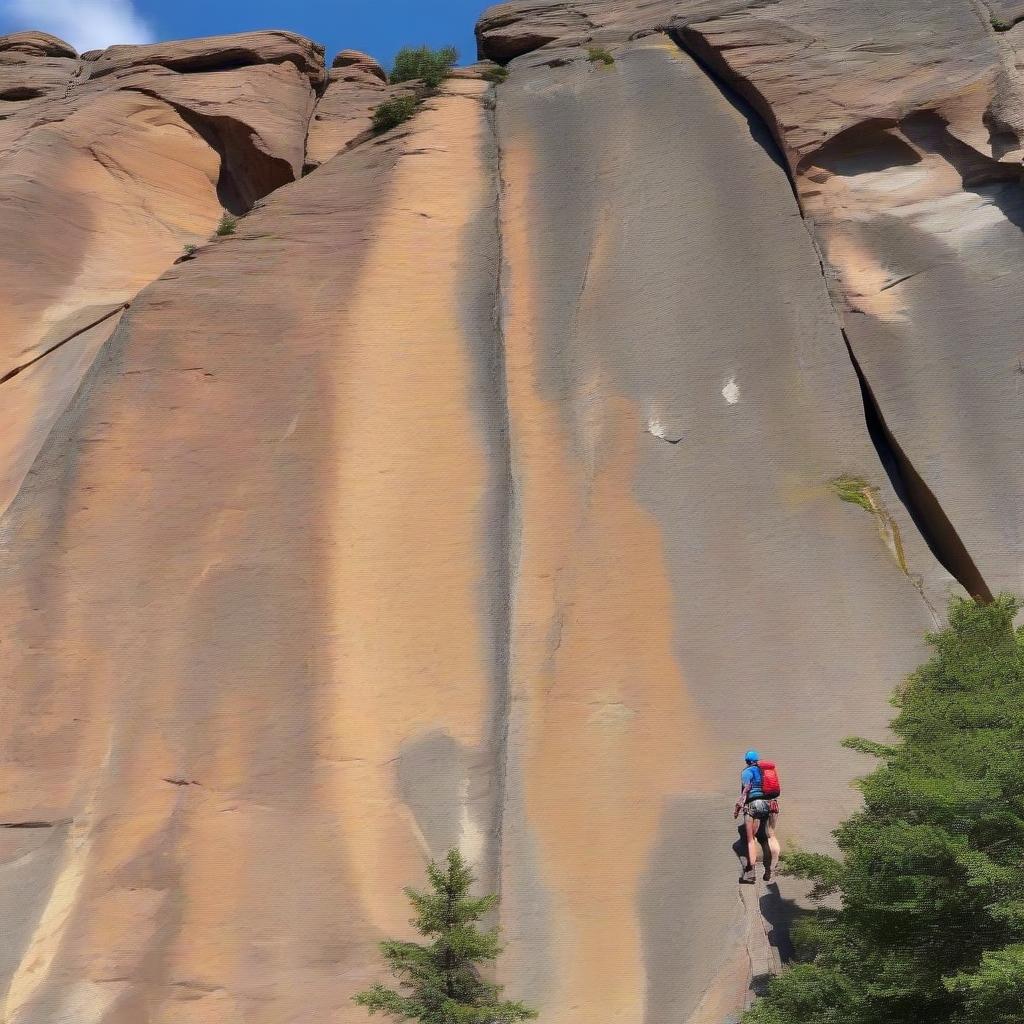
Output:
top-left (0, 29), bottom-right (327, 524)
top-left (0, 76), bottom-right (503, 1024)
top-left (0, 31), bottom-right (78, 100)
top-left (0, 31), bottom-right (76, 59)
top-left (305, 66), bottom-right (387, 168)
top-left (82, 30), bottom-right (326, 84)
top-left (331, 48), bottom-right (387, 80)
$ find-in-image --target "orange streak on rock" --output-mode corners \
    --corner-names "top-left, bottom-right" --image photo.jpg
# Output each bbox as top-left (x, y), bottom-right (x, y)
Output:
top-left (500, 138), bottom-right (715, 1024)
top-left (321, 81), bottom-right (498, 939)
top-left (0, 92), bottom-right (223, 516)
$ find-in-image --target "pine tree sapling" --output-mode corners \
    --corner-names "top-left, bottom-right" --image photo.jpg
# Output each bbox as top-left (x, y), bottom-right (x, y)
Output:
top-left (353, 849), bottom-right (537, 1023)
top-left (746, 596), bottom-right (1024, 1024)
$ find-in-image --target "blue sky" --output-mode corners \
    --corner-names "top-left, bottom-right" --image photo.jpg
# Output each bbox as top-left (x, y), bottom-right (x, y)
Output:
top-left (0, 0), bottom-right (486, 70)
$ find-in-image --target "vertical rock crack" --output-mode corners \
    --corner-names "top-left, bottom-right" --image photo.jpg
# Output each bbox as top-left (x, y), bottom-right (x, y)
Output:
top-left (666, 28), bottom-right (994, 604)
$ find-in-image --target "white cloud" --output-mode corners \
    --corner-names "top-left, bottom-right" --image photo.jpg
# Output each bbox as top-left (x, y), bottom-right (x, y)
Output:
top-left (2, 0), bottom-right (155, 52)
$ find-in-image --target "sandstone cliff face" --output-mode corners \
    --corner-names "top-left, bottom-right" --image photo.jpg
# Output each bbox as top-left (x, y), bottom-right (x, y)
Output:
top-left (0, 29), bottom-right (325, 525)
top-left (0, 3), bottom-right (1016, 1023)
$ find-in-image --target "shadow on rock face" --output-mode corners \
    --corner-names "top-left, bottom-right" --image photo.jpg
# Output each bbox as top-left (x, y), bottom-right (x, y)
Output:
top-left (639, 795), bottom-right (747, 1024)
top-left (734, 820), bottom-right (799, 966)
top-left (397, 729), bottom-right (498, 869)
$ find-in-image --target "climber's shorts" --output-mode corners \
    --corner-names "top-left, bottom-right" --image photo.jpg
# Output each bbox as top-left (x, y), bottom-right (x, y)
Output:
top-left (744, 799), bottom-right (772, 820)
top-left (743, 799), bottom-right (779, 820)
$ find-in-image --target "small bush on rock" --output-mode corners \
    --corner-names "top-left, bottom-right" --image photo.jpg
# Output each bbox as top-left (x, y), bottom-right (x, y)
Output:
top-left (830, 474), bottom-right (875, 513)
top-left (587, 46), bottom-right (615, 65)
top-left (372, 96), bottom-right (418, 133)
top-left (215, 214), bottom-right (237, 237)
top-left (390, 45), bottom-right (458, 87)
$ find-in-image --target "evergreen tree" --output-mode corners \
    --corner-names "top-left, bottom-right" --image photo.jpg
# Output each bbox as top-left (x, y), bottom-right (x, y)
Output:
top-left (353, 849), bottom-right (538, 1024)
top-left (745, 595), bottom-right (1024, 1024)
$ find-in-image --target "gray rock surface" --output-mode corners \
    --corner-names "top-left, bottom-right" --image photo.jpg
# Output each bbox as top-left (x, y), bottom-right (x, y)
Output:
top-left (492, 37), bottom-right (939, 1021)
top-left (479, 0), bottom-right (1024, 604)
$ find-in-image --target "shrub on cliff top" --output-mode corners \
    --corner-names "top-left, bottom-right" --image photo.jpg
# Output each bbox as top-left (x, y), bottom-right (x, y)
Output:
top-left (390, 45), bottom-right (458, 87)
top-left (353, 849), bottom-right (537, 1024)
top-left (484, 64), bottom-right (510, 83)
top-left (745, 595), bottom-right (1024, 1024)
top-left (372, 96), bottom-right (418, 133)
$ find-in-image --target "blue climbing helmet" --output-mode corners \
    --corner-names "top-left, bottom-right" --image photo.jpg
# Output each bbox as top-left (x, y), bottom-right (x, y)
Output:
top-left (744, 749), bottom-right (759, 764)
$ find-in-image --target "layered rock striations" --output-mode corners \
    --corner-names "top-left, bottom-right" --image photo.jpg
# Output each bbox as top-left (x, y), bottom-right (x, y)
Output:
top-left (0, 3), bottom-right (1018, 1023)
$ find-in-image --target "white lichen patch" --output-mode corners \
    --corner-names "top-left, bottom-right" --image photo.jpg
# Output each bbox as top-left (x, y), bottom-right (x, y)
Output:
top-left (722, 377), bottom-right (740, 404)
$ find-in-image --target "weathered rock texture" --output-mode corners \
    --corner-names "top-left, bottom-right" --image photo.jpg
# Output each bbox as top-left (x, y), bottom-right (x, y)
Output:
top-left (0, 29), bottom-right (326, 527)
top-left (0, 3), bottom-right (1018, 1023)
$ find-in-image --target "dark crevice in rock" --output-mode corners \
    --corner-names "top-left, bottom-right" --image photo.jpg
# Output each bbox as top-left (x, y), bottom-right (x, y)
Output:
top-left (0, 303), bottom-right (128, 387)
top-left (169, 108), bottom-right (294, 214)
top-left (842, 330), bottom-right (993, 602)
top-left (806, 120), bottom-right (922, 177)
top-left (667, 27), bottom-right (796, 199)
top-left (670, 25), bottom-right (797, 178)
top-left (126, 88), bottom-right (296, 213)
top-left (483, 82), bottom-right (515, 905)
top-left (86, 50), bottom-right (323, 82)
top-left (0, 819), bottom-right (71, 828)
top-left (300, 71), bottom-right (337, 173)
top-left (0, 86), bottom-right (47, 101)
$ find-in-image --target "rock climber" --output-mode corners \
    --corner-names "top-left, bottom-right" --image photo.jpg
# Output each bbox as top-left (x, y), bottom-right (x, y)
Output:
top-left (733, 749), bottom-right (781, 883)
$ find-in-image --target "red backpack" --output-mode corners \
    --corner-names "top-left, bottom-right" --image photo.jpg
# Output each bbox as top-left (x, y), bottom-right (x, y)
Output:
top-left (758, 761), bottom-right (782, 799)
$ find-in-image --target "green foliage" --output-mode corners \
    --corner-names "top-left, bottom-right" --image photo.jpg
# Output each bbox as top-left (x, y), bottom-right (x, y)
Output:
top-left (372, 96), bottom-right (419, 133)
top-left (182, 242), bottom-right (197, 257)
top-left (390, 45), bottom-right (458, 87)
top-left (991, 16), bottom-right (1012, 30)
top-left (353, 849), bottom-right (538, 1024)
top-left (947, 944), bottom-right (1024, 1022)
top-left (215, 213), bottom-right (236, 237)
top-left (586, 46), bottom-right (615, 65)
top-left (484, 65), bottom-right (510, 84)
top-left (830, 474), bottom-right (875, 512)
top-left (745, 595), bottom-right (1024, 1024)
